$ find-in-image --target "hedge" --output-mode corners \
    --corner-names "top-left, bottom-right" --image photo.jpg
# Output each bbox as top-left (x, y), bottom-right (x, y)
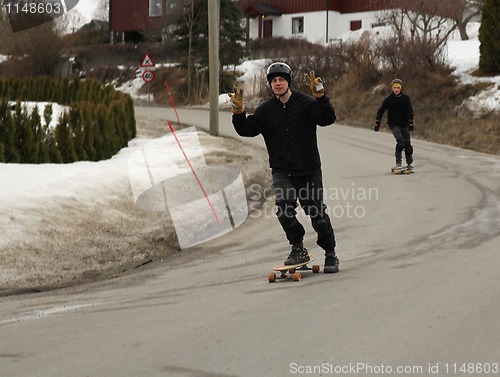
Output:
top-left (0, 77), bottom-right (136, 163)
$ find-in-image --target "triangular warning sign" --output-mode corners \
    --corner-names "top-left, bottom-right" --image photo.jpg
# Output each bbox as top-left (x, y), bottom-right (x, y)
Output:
top-left (140, 52), bottom-right (155, 68)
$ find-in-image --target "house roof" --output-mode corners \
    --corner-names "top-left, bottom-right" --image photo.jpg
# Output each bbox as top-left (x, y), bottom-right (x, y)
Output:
top-left (242, 2), bottom-right (283, 17)
top-left (240, 0), bottom-right (462, 19)
top-left (79, 19), bottom-right (109, 32)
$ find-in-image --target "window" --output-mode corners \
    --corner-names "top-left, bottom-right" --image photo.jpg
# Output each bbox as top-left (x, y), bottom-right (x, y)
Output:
top-left (149, 0), bottom-right (162, 17)
top-left (350, 20), bottom-right (362, 31)
top-left (167, 0), bottom-right (180, 14)
top-left (292, 17), bottom-right (304, 34)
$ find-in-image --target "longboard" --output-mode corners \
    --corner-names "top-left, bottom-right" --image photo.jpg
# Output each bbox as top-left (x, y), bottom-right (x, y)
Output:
top-left (268, 254), bottom-right (320, 282)
top-left (391, 166), bottom-right (414, 175)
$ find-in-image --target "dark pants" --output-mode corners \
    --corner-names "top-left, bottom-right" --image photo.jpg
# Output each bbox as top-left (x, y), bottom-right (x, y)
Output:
top-left (391, 126), bottom-right (413, 165)
top-left (272, 172), bottom-right (336, 252)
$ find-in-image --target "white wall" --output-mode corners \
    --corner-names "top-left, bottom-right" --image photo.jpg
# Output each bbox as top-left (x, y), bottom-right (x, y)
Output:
top-left (247, 10), bottom-right (386, 44)
top-left (334, 11), bottom-right (383, 40)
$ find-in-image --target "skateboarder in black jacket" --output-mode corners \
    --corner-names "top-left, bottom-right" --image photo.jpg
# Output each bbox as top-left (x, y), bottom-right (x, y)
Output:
top-left (229, 62), bottom-right (339, 273)
top-left (374, 78), bottom-right (415, 170)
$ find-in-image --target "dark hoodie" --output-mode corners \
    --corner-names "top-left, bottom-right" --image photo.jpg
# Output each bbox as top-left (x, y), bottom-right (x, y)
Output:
top-left (232, 91), bottom-right (335, 176)
top-left (376, 92), bottom-right (414, 128)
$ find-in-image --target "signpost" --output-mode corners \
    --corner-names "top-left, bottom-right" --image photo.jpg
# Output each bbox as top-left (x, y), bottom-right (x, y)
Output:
top-left (140, 52), bottom-right (155, 70)
top-left (140, 52), bottom-right (155, 103)
top-left (142, 70), bottom-right (154, 82)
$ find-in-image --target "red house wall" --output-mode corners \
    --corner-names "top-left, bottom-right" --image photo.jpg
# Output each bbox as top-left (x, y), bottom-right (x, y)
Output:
top-left (109, 0), bottom-right (169, 32)
top-left (110, 0), bottom-right (144, 31)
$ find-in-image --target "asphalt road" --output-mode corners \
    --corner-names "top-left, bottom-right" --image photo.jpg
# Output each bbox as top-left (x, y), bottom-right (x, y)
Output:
top-left (1, 107), bottom-right (499, 377)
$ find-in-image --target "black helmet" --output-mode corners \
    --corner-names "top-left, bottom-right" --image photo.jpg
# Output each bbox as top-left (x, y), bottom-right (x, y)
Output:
top-left (266, 62), bottom-right (292, 86)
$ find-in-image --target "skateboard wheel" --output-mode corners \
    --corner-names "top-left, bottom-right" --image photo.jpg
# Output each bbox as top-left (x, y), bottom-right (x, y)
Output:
top-left (292, 272), bottom-right (302, 281)
top-left (312, 265), bottom-right (320, 273)
top-left (288, 268), bottom-right (296, 274)
top-left (268, 273), bottom-right (276, 283)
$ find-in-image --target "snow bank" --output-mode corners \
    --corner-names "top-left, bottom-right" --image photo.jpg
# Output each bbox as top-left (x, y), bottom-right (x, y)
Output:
top-left (8, 101), bottom-right (70, 129)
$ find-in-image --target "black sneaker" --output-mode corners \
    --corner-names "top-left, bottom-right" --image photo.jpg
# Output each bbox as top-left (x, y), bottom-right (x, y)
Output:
top-left (284, 243), bottom-right (310, 265)
top-left (324, 253), bottom-right (339, 273)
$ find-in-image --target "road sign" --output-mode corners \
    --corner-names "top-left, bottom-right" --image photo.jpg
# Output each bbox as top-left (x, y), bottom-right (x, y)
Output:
top-left (142, 70), bottom-right (155, 83)
top-left (140, 52), bottom-right (155, 68)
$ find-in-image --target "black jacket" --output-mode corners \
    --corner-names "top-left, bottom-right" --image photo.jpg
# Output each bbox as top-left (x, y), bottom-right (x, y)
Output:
top-left (232, 91), bottom-right (336, 176)
top-left (376, 92), bottom-right (414, 128)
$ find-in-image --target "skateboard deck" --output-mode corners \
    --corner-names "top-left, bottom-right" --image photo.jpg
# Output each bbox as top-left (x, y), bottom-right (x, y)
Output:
top-left (268, 254), bottom-right (320, 282)
top-left (391, 166), bottom-right (413, 175)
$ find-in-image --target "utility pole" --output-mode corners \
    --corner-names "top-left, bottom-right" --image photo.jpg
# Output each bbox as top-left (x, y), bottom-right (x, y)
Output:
top-left (208, 0), bottom-right (220, 136)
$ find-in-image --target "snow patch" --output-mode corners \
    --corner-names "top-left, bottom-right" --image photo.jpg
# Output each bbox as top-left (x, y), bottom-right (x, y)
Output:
top-left (8, 101), bottom-right (70, 129)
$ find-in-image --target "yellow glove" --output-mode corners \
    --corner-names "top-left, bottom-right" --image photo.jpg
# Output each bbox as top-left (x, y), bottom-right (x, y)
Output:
top-left (304, 70), bottom-right (325, 98)
top-left (228, 86), bottom-right (244, 114)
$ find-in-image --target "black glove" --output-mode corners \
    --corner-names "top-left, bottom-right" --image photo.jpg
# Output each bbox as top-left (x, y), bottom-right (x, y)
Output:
top-left (408, 122), bottom-right (414, 132)
top-left (373, 123), bottom-right (381, 132)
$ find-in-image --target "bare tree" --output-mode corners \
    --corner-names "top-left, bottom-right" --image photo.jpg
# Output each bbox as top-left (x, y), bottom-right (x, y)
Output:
top-left (56, 8), bottom-right (85, 34)
top-left (94, 0), bottom-right (110, 21)
top-left (378, 1), bottom-right (457, 49)
top-left (451, 0), bottom-right (483, 40)
top-left (378, 0), bottom-right (482, 42)
top-left (175, 0), bottom-right (203, 102)
top-left (1, 20), bottom-right (62, 77)
top-left (0, 2), bottom-right (17, 48)
top-left (373, 1), bottom-right (458, 77)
